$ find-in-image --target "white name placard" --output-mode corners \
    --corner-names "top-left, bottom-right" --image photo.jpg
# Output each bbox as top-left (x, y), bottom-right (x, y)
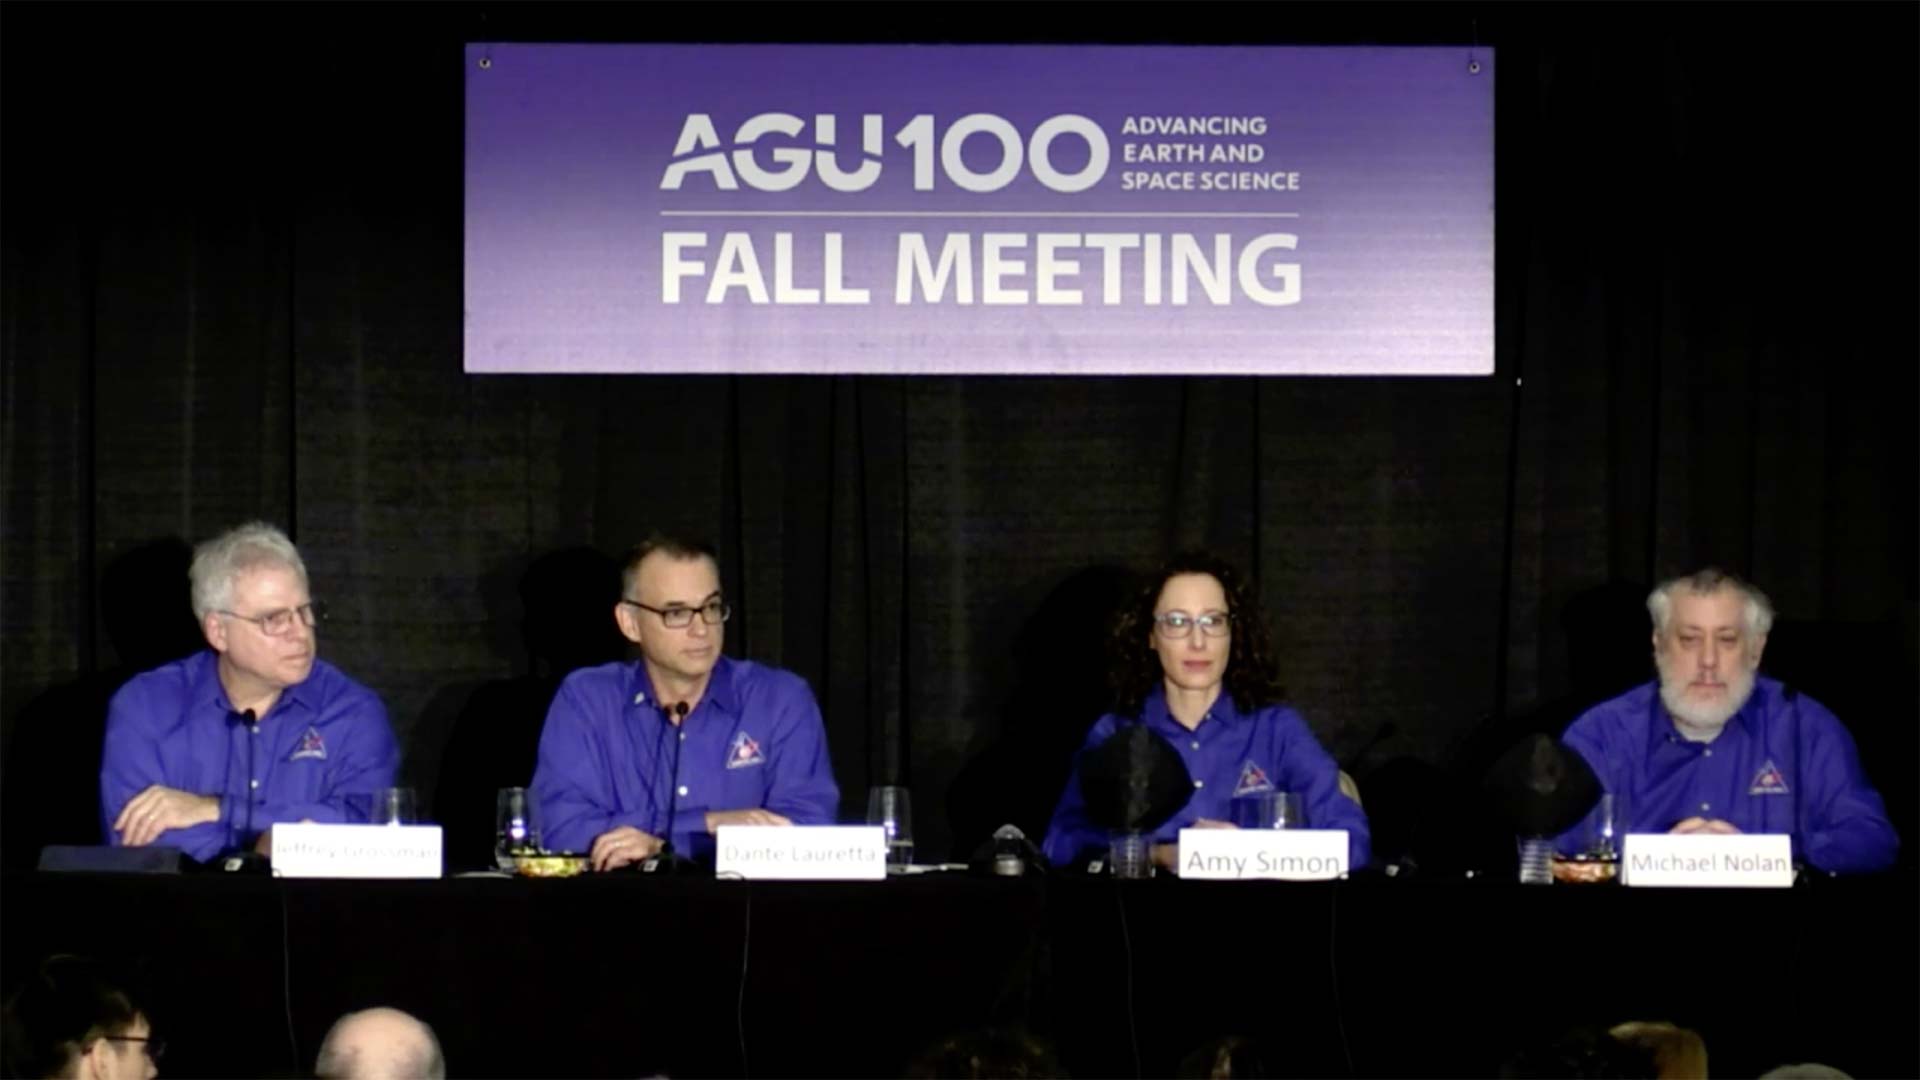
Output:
top-left (1621, 833), bottom-right (1794, 888)
top-left (1177, 828), bottom-right (1350, 881)
top-left (270, 823), bottom-right (443, 879)
top-left (714, 825), bottom-right (887, 881)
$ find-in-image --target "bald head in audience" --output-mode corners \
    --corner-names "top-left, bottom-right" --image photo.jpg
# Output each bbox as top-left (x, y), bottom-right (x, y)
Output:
top-left (313, 1008), bottom-right (443, 1080)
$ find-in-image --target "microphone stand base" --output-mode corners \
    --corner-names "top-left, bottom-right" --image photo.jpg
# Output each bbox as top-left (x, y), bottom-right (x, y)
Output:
top-left (638, 851), bottom-right (698, 876)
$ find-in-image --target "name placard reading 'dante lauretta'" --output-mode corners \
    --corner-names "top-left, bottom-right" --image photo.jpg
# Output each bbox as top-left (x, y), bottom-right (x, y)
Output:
top-left (270, 823), bottom-right (443, 879)
top-left (1177, 828), bottom-right (1349, 881)
top-left (1621, 833), bottom-right (1794, 888)
top-left (715, 825), bottom-right (887, 880)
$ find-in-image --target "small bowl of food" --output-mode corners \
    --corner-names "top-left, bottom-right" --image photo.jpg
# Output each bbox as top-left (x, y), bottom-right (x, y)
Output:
top-left (509, 852), bottom-right (590, 878)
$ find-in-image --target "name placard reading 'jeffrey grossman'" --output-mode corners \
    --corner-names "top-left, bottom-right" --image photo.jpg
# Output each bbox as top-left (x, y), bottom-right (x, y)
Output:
top-left (1621, 833), bottom-right (1794, 888)
top-left (715, 825), bottom-right (888, 880)
top-left (270, 823), bottom-right (443, 879)
top-left (1177, 828), bottom-right (1350, 880)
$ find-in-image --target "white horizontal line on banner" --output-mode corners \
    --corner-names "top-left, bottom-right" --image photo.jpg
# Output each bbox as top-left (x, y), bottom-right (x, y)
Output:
top-left (658, 210), bottom-right (1303, 219)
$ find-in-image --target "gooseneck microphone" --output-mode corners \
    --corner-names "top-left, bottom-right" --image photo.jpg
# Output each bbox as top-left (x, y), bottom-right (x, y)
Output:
top-left (229, 708), bottom-right (259, 842)
top-left (644, 701), bottom-right (694, 874)
top-left (220, 709), bottom-right (267, 873)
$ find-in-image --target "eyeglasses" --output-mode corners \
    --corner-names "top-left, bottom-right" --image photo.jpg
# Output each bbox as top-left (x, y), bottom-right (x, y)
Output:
top-left (218, 601), bottom-right (326, 637)
top-left (99, 1035), bottom-right (166, 1062)
top-left (1153, 611), bottom-right (1232, 639)
top-left (621, 597), bottom-right (731, 629)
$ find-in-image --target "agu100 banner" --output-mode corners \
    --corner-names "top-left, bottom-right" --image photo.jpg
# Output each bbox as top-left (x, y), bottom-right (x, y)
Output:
top-left (463, 45), bottom-right (1493, 376)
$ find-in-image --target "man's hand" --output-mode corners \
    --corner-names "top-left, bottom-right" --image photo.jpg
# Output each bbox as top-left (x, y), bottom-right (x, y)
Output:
top-left (704, 808), bottom-right (793, 833)
top-left (1669, 817), bottom-right (1742, 835)
top-left (590, 826), bottom-right (664, 872)
top-left (113, 785), bottom-right (220, 847)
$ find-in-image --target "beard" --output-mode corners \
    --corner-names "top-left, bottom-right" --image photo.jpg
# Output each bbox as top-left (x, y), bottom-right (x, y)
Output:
top-left (1656, 656), bottom-right (1758, 736)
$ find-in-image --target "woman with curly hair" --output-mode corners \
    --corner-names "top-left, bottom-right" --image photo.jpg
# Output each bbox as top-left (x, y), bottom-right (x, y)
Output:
top-left (1040, 552), bottom-right (1370, 872)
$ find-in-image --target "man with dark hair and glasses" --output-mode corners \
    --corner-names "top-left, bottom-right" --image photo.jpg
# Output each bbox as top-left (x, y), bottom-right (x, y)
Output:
top-left (532, 534), bottom-right (839, 870)
top-left (1, 955), bottom-right (161, 1080)
top-left (99, 522), bottom-right (398, 862)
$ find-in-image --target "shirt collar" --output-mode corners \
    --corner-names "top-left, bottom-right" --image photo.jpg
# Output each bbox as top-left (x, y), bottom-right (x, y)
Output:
top-left (188, 649), bottom-right (318, 718)
top-left (630, 654), bottom-right (739, 718)
top-left (1649, 678), bottom-right (1759, 751)
top-left (1141, 683), bottom-right (1242, 733)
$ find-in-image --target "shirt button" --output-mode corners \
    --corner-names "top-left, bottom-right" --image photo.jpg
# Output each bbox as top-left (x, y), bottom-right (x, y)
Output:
top-left (1194, 780), bottom-right (1204, 789)
top-left (679, 731), bottom-right (687, 741)
top-left (1190, 741), bottom-right (1200, 750)
top-left (1703, 749), bottom-right (1712, 757)
top-left (1700, 802), bottom-right (1711, 812)
top-left (678, 785), bottom-right (689, 797)
top-left (250, 779), bottom-right (260, 789)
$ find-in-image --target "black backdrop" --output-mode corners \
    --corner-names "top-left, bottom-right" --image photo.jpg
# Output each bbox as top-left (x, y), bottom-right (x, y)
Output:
top-left (4, 6), bottom-right (1915, 872)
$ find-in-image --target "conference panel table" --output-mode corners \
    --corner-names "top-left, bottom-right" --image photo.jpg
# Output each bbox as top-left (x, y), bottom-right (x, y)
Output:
top-left (3, 867), bottom-right (1913, 1078)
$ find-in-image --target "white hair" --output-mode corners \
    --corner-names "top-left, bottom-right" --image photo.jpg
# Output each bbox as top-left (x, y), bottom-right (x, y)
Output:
top-left (1646, 567), bottom-right (1774, 640)
top-left (189, 522), bottom-right (308, 620)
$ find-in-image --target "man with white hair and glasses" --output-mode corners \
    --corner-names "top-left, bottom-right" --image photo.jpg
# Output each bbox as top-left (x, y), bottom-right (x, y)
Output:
top-left (99, 522), bottom-right (398, 862)
top-left (1556, 568), bottom-right (1897, 873)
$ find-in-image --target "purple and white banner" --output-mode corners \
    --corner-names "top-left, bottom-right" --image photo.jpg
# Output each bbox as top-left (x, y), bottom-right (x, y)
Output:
top-left (464, 45), bottom-right (1493, 375)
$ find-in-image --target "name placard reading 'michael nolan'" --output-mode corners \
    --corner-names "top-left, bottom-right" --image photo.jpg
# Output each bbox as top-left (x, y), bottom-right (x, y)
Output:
top-left (270, 823), bottom-right (443, 879)
top-left (1177, 828), bottom-right (1349, 881)
top-left (715, 825), bottom-right (887, 880)
top-left (1621, 833), bottom-right (1794, 888)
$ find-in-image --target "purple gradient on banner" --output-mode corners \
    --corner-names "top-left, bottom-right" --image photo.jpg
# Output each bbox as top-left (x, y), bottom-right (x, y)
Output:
top-left (464, 45), bottom-right (1493, 375)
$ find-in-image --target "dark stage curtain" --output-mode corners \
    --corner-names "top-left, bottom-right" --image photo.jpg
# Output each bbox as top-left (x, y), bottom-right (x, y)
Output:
top-left (4, 7), bottom-right (1915, 867)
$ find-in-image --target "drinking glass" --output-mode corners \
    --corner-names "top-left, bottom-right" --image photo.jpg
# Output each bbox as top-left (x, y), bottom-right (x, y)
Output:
top-left (866, 786), bottom-right (914, 868)
top-left (372, 787), bottom-right (417, 826)
top-left (1230, 791), bottom-right (1304, 829)
top-left (1551, 793), bottom-right (1621, 884)
top-left (1108, 830), bottom-right (1151, 879)
top-left (496, 787), bottom-right (542, 870)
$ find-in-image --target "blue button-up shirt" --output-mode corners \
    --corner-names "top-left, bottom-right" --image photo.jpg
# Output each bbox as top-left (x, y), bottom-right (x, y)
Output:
top-left (99, 650), bottom-right (399, 862)
top-left (1557, 678), bottom-right (1898, 874)
top-left (1042, 688), bottom-right (1371, 868)
top-left (531, 655), bottom-right (840, 859)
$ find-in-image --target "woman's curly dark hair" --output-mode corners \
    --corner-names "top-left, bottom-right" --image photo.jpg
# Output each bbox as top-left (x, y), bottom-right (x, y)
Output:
top-left (1110, 551), bottom-right (1287, 717)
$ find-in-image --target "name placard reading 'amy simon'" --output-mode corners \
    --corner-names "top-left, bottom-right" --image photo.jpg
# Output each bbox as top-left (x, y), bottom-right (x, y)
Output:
top-left (464, 44), bottom-right (1493, 376)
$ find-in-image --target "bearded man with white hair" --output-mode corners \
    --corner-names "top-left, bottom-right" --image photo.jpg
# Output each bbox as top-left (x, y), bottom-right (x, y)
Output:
top-left (1556, 568), bottom-right (1897, 874)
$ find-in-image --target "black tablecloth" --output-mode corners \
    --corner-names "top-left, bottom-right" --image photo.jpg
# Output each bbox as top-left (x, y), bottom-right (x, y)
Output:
top-left (3, 869), bottom-right (1913, 1078)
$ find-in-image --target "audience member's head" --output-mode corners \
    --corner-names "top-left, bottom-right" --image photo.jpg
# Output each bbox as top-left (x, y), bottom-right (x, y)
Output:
top-left (1498, 1023), bottom-right (1658, 1079)
top-left (1176, 1035), bottom-right (1271, 1078)
top-left (1607, 1021), bottom-right (1706, 1080)
top-left (1, 956), bottom-right (158, 1080)
top-left (1758, 1066), bottom-right (1852, 1080)
top-left (904, 1026), bottom-right (1065, 1079)
top-left (312, 1007), bottom-right (443, 1080)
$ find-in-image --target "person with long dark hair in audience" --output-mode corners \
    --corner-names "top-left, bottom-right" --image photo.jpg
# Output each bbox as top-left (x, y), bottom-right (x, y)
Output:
top-left (1, 956), bottom-right (159, 1080)
top-left (1041, 552), bottom-right (1369, 872)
